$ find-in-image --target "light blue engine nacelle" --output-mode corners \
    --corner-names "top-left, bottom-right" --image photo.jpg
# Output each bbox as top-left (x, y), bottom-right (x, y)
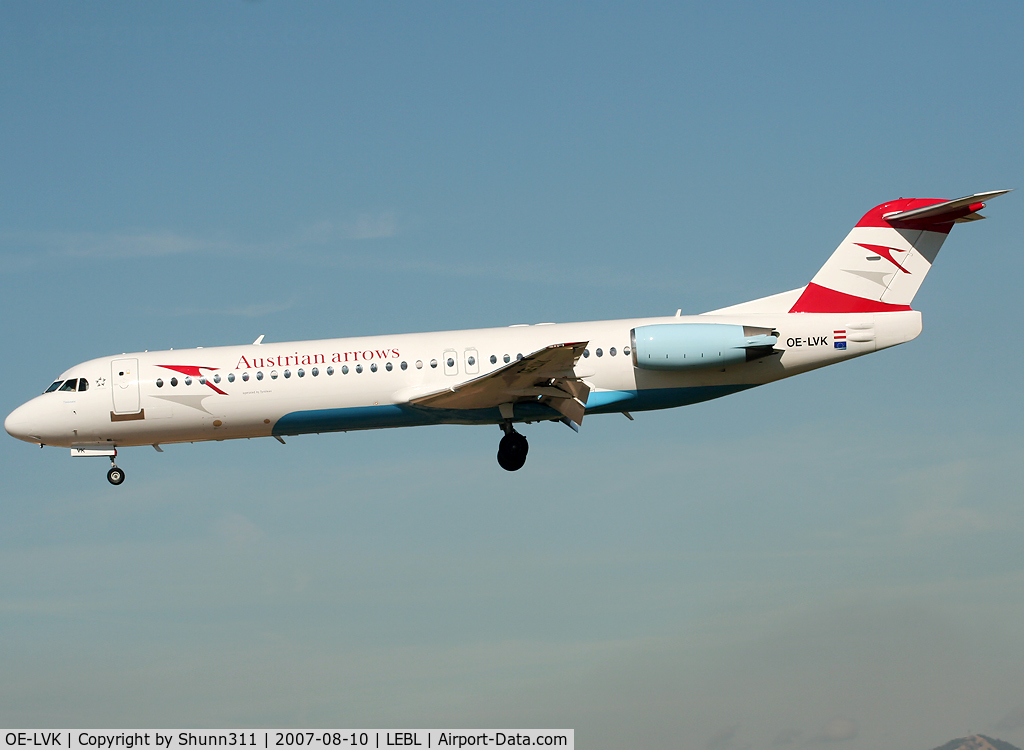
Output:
top-left (630, 324), bottom-right (778, 371)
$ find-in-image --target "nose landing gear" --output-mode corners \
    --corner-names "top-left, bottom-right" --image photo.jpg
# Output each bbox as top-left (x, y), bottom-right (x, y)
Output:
top-left (497, 423), bottom-right (529, 472)
top-left (107, 456), bottom-right (125, 485)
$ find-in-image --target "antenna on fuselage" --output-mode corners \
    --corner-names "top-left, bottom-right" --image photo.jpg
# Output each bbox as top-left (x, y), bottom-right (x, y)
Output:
top-left (253, 334), bottom-right (265, 345)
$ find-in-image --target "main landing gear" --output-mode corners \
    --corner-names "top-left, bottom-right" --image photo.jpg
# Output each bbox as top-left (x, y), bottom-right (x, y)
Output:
top-left (107, 456), bottom-right (125, 485)
top-left (497, 423), bottom-right (529, 472)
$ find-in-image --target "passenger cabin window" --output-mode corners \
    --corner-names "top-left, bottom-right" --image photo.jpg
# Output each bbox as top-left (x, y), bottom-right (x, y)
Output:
top-left (490, 355), bottom-right (497, 365)
top-left (156, 378), bottom-right (164, 388)
top-left (45, 381), bottom-right (62, 393)
top-left (59, 379), bottom-right (78, 392)
top-left (228, 373), bottom-right (235, 382)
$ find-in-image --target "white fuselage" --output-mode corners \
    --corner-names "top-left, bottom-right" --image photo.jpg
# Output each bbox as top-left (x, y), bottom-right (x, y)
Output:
top-left (4, 310), bottom-right (922, 451)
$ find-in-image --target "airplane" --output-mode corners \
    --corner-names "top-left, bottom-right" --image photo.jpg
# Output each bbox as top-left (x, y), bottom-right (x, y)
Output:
top-left (5, 190), bottom-right (1010, 484)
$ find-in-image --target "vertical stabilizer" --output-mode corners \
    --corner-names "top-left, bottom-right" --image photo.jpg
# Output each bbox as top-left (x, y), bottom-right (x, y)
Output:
top-left (789, 191), bottom-right (1009, 313)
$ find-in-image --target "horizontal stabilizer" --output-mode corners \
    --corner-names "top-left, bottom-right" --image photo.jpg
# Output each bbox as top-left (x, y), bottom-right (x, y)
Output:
top-left (882, 190), bottom-right (1011, 227)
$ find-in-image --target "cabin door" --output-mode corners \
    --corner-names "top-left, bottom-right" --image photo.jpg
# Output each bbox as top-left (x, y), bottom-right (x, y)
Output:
top-left (111, 358), bottom-right (141, 414)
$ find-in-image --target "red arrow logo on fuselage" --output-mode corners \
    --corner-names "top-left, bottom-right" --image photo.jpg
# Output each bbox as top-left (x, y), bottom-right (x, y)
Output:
top-left (157, 365), bottom-right (228, 395)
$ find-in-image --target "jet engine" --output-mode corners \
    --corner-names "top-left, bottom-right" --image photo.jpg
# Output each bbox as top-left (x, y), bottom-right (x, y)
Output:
top-left (630, 324), bottom-right (778, 371)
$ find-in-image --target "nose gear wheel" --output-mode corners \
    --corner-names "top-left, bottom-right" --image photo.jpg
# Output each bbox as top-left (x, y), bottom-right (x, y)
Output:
top-left (106, 455), bottom-right (125, 485)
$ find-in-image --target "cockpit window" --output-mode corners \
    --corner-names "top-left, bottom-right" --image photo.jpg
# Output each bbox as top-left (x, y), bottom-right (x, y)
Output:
top-left (45, 381), bottom-right (63, 393)
top-left (59, 379), bottom-right (78, 392)
top-left (78, 379), bottom-right (89, 392)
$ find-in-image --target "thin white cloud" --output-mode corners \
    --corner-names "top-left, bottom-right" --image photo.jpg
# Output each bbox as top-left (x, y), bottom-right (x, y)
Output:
top-left (0, 209), bottom-right (400, 266)
top-left (303, 246), bottom-right (683, 291)
top-left (346, 211), bottom-right (398, 240)
top-left (706, 723), bottom-right (740, 750)
top-left (297, 220), bottom-right (336, 244)
top-left (995, 706), bottom-right (1024, 731)
top-left (771, 727), bottom-right (801, 745)
top-left (815, 717), bottom-right (858, 742)
top-left (896, 457), bottom-right (1003, 538)
top-left (0, 212), bottom-right (688, 292)
top-left (5, 229), bottom-right (236, 260)
top-left (904, 504), bottom-right (994, 537)
top-left (211, 513), bottom-right (265, 547)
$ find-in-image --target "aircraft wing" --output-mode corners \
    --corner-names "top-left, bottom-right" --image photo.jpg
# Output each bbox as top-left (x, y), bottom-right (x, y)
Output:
top-left (404, 341), bottom-right (591, 427)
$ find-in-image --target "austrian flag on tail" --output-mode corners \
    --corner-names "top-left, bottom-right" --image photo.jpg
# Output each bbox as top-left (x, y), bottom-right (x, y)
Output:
top-left (834, 330), bottom-right (847, 350)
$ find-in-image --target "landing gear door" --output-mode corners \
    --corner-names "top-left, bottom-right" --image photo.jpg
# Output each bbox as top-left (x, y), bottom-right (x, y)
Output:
top-left (111, 358), bottom-right (141, 414)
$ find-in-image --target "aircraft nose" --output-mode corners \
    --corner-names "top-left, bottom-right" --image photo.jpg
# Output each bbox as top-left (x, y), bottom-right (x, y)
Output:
top-left (5, 400), bottom-right (42, 444)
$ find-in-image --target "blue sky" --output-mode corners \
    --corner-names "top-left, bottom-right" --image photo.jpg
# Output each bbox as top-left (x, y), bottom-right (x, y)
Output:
top-left (1, 2), bottom-right (1023, 747)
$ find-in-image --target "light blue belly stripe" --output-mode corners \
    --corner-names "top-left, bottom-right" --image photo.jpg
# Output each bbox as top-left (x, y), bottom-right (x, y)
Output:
top-left (272, 384), bottom-right (757, 435)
